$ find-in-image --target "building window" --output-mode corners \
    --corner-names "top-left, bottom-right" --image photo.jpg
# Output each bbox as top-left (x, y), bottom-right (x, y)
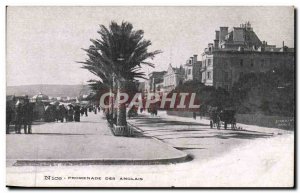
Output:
top-left (207, 59), bottom-right (211, 66)
top-left (240, 59), bottom-right (243, 67)
top-left (251, 59), bottom-right (254, 67)
top-left (207, 71), bottom-right (211, 80)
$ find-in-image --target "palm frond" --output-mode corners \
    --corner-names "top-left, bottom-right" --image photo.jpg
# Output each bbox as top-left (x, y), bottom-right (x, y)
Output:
top-left (80, 21), bottom-right (162, 83)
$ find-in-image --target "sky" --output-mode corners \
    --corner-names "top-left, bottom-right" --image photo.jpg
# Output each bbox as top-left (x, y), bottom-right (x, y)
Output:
top-left (6, 6), bottom-right (294, 86)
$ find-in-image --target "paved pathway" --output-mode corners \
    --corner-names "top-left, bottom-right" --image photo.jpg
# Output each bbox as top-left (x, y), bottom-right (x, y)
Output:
top-left (6, 112), bottom-right (187, 165)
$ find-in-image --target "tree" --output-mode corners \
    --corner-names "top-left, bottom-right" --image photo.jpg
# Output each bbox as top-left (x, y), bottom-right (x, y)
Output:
top-left (81, 21), bottom-right (161, 134)
top-left (231, 66), bottom-right (294, 116)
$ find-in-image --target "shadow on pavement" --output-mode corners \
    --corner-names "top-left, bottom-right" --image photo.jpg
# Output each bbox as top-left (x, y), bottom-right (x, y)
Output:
top-left (79, 121), bottom-right (104, 123)
top-left (133, 118), bottom-right (209, 127)
top-left (175, 147), bottom-right (206, 150)
top-left (152, 132), bottom-right (208, 138)
top-left (163, 132), bottom-right (273, 140)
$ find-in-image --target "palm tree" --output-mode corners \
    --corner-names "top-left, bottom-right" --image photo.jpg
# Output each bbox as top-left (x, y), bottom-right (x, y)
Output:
top-left (79, 45), bottom-right (114, 121)
top-left (81, 21), bottom-right (161, 135)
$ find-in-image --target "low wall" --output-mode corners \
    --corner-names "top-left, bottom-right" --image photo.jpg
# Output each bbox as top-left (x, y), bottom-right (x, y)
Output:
top-left (166, 110), bottom-right (294, 130)
top-left (235, 113), bottom-right (294, 130)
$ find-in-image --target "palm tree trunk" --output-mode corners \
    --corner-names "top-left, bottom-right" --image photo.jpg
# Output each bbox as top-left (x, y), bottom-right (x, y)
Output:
top-left (116, 79), bottom-right (127, 127)
top-left (112, 81), bottom-right (117, 124)
top-left (108, 86), bottom-right (113, 121)
top-left (110, 81), bottom-right (115, 123)
top-left (113, 95), bottom-right (117, 125)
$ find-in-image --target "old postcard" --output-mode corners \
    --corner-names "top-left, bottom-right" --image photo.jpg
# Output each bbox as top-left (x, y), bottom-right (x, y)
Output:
top-left (6, 6), bottom-right (295, 188)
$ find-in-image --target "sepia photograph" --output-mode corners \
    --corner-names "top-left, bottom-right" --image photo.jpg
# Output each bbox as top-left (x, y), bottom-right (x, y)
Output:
top-left (5, 6), bottom-right (295, 188)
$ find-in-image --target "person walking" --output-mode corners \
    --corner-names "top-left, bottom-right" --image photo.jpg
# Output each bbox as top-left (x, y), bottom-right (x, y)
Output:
top-left (6, 101), bottom-right (13, 134)
top-left (80, 107), bottom-right (84, 116)
top-left (67, 106), bottom-right (74, 122)
top-left (55, 105), bottom-right (61, 122)
top-left (58, 104), bottom-right (66, 122)
top-left (14, 100), bottom-right (23, 134)
top-left (23, 98), bottom-right (34, 134)
top-left (94, 105), bottom-right (97, 114)
top-left (84, 107), bottom-right (88, 117)
top-left (193, 112), bottom-right (196, 120)
top-left (44, 104), bottom-right (52, 122)
top-left (74, 105), bottom-right (81, 122)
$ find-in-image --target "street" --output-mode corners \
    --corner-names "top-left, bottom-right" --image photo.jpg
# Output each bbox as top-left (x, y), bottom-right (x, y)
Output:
top-left (128, 111), bottom-right (293, 163)
top-left (6, 111), bottom-right (294, 187)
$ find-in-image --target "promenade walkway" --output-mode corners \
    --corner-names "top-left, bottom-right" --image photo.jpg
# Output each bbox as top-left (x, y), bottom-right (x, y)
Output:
top-left (6, 112), bottom-right (187, 166)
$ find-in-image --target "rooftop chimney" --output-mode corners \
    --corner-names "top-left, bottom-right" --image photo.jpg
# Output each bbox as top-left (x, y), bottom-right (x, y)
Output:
top-left (219, 27), bottom-right (228, 42)
top-left (190, 57), bottom-right (193, 64)
top-left (215, 31), bottom-right (220, 40)
top-left (214, 30), bottom-right (220, 48)
top-left (193, 55), bottom-right (198, 64)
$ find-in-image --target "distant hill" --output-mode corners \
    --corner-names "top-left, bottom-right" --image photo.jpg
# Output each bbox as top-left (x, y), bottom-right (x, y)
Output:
top-left (6, 84), bottom-right (92, 98)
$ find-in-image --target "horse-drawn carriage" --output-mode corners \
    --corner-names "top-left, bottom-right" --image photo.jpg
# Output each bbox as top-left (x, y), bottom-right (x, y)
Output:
top-left (209, 107), bottom-right (237, 130)
top-left (147, 103), bottom-right (158, 116)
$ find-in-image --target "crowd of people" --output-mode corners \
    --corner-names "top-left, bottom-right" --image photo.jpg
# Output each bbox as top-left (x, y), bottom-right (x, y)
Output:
top-left (6, 95), bottom-right (100, 134)
top-left (44, 104), bottom-right (88, 122)
top-left (6, 96), bottom-right (34, 134)
top-left (43, 104), bottom-right (100, 123)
